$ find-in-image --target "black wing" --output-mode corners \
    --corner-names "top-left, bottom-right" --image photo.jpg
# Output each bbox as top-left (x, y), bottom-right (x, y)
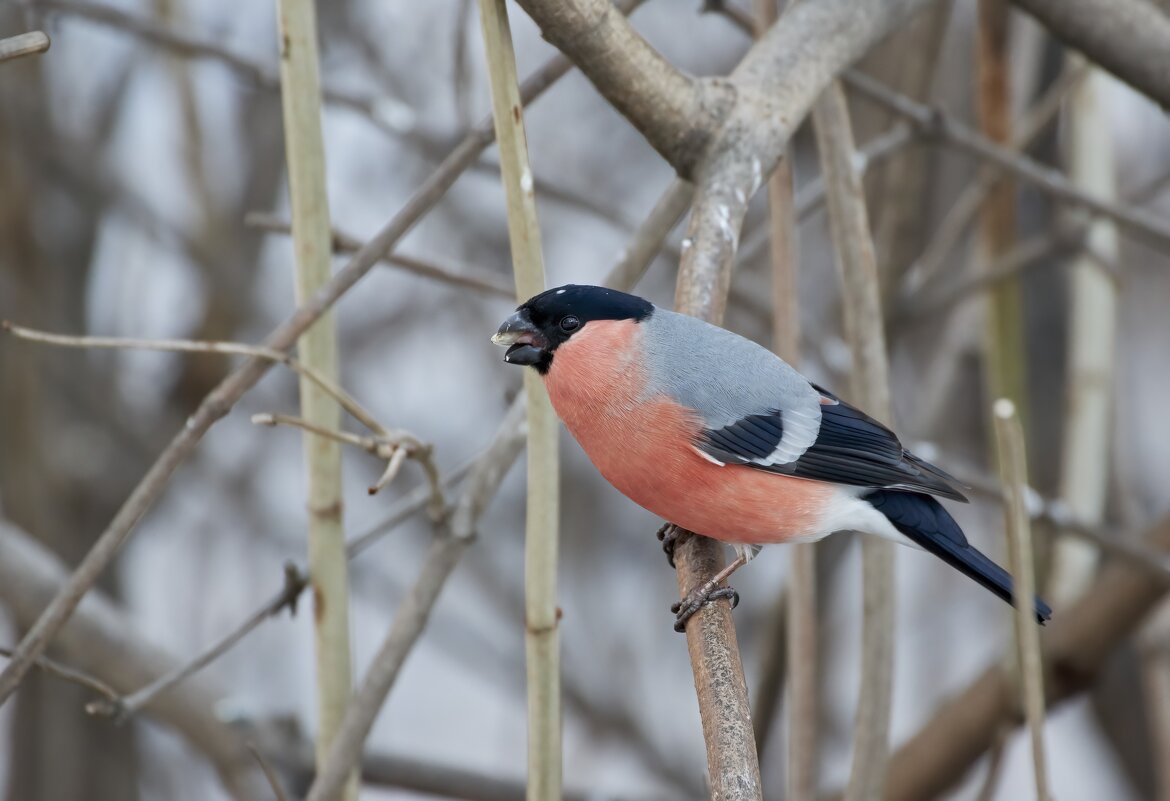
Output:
top-left (699, 385), bottom-right (968, 502)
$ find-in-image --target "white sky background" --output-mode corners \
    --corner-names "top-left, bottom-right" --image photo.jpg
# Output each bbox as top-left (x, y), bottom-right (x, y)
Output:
top-left (2, 0), bottom-right (1170, 799)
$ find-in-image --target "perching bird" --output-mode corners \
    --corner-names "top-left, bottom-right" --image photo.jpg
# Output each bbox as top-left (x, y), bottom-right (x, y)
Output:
top-left (492, 284), bottom-right (1052, 630)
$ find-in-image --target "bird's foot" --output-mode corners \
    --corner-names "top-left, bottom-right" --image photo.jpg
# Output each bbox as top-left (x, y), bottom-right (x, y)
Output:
top-left (656, 523), bottom-right (681, 568)
top-left (670, 584), bottom-right (739, 633)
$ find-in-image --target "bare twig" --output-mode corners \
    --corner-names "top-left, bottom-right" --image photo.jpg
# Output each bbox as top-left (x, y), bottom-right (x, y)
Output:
top-left (1048, 64), bottom-right (1120, 606)
top-left (813, 81), bottom-right (895, 801)
top-left (87, 564), bottom-right (307, 720)
top-left (872, 513), bottom-right (1170, 801)
top-left (0, 522), bottom-right (270, 799)
top-left (745, 0), bottom-right (817, 787)
top-left (976, 0), bottom-right (1027, 418)
top-left (244, 211), bottom-right (515, 298)
top-left (0, 31), bottom-right (50, 63)
top-left (902, 60), bottom-right (1088, 294)
top-left (0, 322), bottom-right (382, 440)
top-left (248, 743), bottom-right (293, 801)
top-left (303, 397), bottom-right (528, 801)
top-left (973, 729), bottom-right (1009, 801)
top-left (0, 646), bottom-right (118, 703)
top-left (274, 4), bottom-right (356, 789)
top-left (993, 399), bottom-right (1050, 801)
top-left (0, 8), bottom-right (607, 701)
top-left (844, 69), bottom-right (1170, 250)
top-left (476, 3), bottom-right (562, 796)
top-left (29, 0), bottom-right (413, 138)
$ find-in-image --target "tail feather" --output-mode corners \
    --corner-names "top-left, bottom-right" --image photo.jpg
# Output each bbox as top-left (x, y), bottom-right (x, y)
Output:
top-left (865, 489), bottom-right (1052, 624)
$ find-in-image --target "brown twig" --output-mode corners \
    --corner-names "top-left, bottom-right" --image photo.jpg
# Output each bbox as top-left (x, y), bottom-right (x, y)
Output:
top-left (28, 0), bottom-right (413, 139)
top-left (873, 514), bottom-right (1170, 801)
top-left (244, 211), bottom-right (515, 299)
top-left (813, 81), bottom-right (895, 801)
top-left (993, 399), bottom-right (1051, 801)
top-left (844, 69), bottom-right (1170, 250)
top-left (0, 31), bottom-right (50, 63)
top-left (247, 743), bottom-right (293, 801)
top-left (0, 646), bottom-right (119, 703)
top-left (87, 564), bottom-right (307, 721)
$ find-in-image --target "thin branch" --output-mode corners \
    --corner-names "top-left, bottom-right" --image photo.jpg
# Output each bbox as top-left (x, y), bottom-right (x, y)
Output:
top-left (475, 4), bottom-right (563, 800)
top-left (976, 0), bottom-right (1027, 418)
top-left (247, 743), bottom-right (293, 801)
top-left (813, 81), bottom-right (895, 801)
top-left (303, 398), bottom-right (528, 801)
top-left (0, 646), bottom-right (119, 702)
top-left (87, 564), bottom-right (308, 721)
top-left (0, 6), bottom-right (607, 701)
top-left (244, 211), bottom-right (515, 298)
top-left (0, 521), bottom-right (270, 798)
top-left (844, 69), bottom-right (1170, 250)
top-left (251, 414), bottom-right (439, 504)
top-left (0, 322), bottom-right (383, 435)
top-left (874, 514), bottom-right (1170, 801)
top-left (0, 30), bottom-right (50, 63)
top-left (89, 464), bottom-right (473, 727)
top-left (29, 0), bottom-right (413, 139)
top-left (993, 399), bottom-right (1051, 801)
top-left (1048, 63), bottom-right (1120, 606)
top-left (1009, 0), bottom-right (1170, 109)
top-left (902, 60), bottom-right (1088, 295)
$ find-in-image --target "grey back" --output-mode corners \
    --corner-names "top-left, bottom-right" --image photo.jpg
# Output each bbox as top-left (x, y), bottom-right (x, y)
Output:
top-left (640, 308), bottom-right (823, 465)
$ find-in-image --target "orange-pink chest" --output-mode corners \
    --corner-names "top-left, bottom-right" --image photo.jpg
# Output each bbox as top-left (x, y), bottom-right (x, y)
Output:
top-left (542, 320), bottom-right (831, 544)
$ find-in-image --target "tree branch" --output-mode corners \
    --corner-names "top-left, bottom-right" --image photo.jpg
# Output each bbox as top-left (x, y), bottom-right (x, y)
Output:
top-left (812, 81), bottom-right (895, 801)
top-left (1010, 0), bottom-right (1170, 110)
top-left (876, 516), bottom-right (1170, 801)
top-left (0, 521), bottom-right (269, 800)
top-left (475, 1), bottom-right (563, 797)
top-left (512, 0), bottom-right (726, 175)
top-left (844, 69), bottom-right (1170, 250)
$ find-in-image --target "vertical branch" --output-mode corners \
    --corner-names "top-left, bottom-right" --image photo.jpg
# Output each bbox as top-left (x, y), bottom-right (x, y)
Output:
top-left (747, 0), bottom-right (818, 790)
top-left (673, 179), bottom-right (762, 800)
top-left (274, 3), bottom-right (355, 799)
top-left (977, 0), bottom-right (1028, 418)
top-left (1048, 63), bottom-right (1119, 606)
top-left (811, 83), bottom-right (894, 801)
top-left (993, 399), bottom-right (1050, 801)
top-left (475, 2), bottom-right (562, 799)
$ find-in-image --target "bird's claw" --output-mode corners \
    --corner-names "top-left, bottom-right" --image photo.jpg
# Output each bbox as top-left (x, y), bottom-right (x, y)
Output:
top-left (656, 523), bottom-right (681, 568)
top-left (671, 585), bottom-right (739, 632)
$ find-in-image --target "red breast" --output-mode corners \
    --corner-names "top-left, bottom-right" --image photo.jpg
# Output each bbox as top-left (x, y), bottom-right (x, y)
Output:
top-left (543, 319), bottom-right (833, 544)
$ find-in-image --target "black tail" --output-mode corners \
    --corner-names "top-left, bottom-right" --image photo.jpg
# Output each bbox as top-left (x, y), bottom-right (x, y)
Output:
top-left (865, 490), bottom-right (1053, 624)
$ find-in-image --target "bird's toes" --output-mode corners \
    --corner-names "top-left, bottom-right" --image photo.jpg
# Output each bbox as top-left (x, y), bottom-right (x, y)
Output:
top-left (656, 523), bottom-right (681, 568)
top-left (671, 583), bottom-right (739, 632)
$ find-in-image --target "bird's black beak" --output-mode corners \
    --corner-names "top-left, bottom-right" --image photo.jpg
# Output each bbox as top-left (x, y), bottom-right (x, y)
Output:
top-left (492, 309), bottom-right (547, 366)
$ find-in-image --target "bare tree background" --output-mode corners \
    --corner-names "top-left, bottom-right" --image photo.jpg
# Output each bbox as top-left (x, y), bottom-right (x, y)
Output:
top-left (1, 1), bottom-right (1169, 800)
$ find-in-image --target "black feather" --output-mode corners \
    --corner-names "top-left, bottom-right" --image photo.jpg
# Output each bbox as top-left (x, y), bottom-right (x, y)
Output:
top-left (866, 489), bottom-right (1052, 623)
top-left (700, 386), bottom-right (969, 502)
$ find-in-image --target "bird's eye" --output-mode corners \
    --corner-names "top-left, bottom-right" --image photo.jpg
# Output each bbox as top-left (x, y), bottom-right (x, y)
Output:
top-left (559, 315), bottom-right (580, 332)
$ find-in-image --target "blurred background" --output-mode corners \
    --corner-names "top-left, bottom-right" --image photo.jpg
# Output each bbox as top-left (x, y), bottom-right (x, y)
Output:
top-left (1, 0), bottom-right (1168, 799)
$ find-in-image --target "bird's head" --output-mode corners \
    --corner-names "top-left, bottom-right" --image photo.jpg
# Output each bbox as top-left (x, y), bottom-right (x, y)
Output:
top-left (492, 284), bottom-right (653, 374)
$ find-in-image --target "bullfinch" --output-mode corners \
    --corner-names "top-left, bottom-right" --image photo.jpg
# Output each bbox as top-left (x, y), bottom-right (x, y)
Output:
top-left (492, 284), bottom-right (1052, 629)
